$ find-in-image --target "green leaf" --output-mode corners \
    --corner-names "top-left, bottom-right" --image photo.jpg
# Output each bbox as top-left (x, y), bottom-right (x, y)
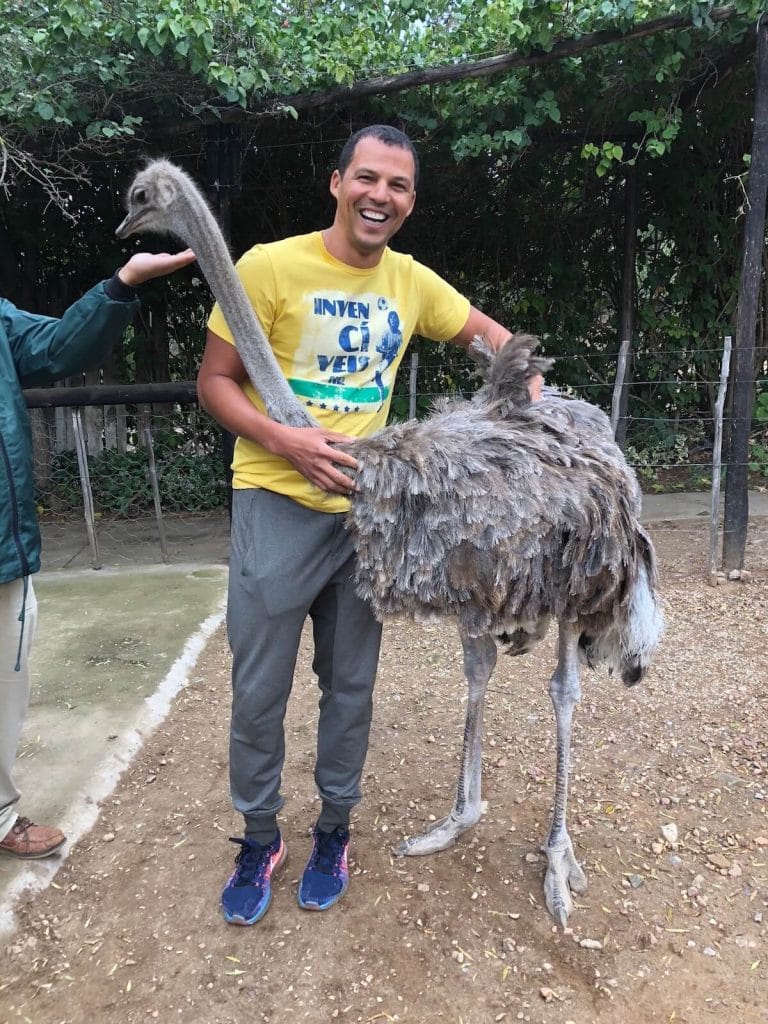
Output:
top-left (35, 100), bottom-right (55, 121)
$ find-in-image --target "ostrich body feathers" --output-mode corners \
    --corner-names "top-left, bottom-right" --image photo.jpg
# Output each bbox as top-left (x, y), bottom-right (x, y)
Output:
top-left (343, 336), bottom-right (661, 679)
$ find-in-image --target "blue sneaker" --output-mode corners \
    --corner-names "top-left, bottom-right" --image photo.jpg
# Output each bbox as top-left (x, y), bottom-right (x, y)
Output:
top-left (297, 826), bottom-right (350, 911)
top-left (221, 832), bottom-right (287, 925)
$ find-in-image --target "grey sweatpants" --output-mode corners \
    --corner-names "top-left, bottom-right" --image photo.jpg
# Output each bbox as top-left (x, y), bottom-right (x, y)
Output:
top-left (227, 488), bottom-right (382, 842)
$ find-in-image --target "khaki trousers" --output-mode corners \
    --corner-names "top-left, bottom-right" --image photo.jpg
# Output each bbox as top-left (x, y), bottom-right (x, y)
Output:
top-left (0, 577), bottom-right (37, 841)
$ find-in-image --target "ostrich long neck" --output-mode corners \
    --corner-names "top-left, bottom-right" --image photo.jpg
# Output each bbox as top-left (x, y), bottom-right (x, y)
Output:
top-left (169, 182), bottom-right (316, 428)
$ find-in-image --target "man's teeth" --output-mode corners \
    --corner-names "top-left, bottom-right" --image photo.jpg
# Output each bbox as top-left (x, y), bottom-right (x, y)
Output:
top-left (361, 210), bottom-right (387, 222)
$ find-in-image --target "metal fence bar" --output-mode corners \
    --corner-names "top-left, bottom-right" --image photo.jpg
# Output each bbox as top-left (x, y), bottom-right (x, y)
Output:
top-left (143, 425), bottom-right (169, 564)
top-left (71, 407), bottom-right (101, 570)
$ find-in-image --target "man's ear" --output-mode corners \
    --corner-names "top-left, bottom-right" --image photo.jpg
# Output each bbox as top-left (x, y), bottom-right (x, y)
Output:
top-left (329, 169), bottom-right (341, 199)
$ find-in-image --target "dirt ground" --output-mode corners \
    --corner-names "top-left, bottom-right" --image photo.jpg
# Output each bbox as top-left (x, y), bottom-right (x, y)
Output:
top-left (2, 521), bottom-right (767, 1024)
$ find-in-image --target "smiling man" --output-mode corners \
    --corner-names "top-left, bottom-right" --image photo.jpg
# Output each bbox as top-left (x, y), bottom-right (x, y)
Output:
top-left (197, 125), bottom-right (524, 926)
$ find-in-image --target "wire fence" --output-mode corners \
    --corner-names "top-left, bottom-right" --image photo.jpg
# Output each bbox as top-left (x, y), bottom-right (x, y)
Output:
top-left (24, 345), bottom-right (768, 572)
top-left (28, 398), bottom-right (230, 569)
top-left (394, 347), bottom-right (768, 480)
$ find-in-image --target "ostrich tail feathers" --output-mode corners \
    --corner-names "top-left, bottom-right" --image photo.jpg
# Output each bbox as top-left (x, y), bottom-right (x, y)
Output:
top-left (470, 333), bottom-right (553, 410)
top-left (618, 566), bottom-right (665, 685)
top-left (577, 528), bottom-right (663, 687)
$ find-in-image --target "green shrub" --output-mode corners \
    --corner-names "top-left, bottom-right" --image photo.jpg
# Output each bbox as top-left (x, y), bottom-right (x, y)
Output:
top-left (749, 440), bottom-right (768, 479)
top-left (624, 433), bottom-right (691, 484)
top-left (38, 447), bottom-right (228, 516)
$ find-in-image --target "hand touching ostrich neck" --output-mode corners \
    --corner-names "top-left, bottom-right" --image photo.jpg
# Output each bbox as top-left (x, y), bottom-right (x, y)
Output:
top-left (116, 159), bottom-right (316, 429)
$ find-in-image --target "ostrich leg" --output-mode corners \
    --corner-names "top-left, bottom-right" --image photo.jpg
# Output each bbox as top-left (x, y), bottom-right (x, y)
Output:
top-left (395, 630), bottom-right (497, 855)
top-left (543, 620), bottom-right (587, 927)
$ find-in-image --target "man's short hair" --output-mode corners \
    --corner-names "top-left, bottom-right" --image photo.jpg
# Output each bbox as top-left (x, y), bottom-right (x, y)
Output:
top-left (337, 125), bottom-right (419, 189)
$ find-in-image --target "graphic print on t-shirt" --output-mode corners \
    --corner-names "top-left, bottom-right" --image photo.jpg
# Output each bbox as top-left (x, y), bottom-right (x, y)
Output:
top-left (287, 292), bottom-right (405, 413)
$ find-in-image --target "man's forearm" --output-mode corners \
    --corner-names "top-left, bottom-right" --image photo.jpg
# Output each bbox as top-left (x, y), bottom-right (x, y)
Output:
top-left (197, 372), bottom-right (361, 492)
top-left (198, 375), bottom-right (284, 451)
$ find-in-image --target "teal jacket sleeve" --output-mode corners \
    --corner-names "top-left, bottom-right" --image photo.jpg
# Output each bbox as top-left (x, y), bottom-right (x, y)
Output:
top-left (3, 280), bottom-right (140, 387)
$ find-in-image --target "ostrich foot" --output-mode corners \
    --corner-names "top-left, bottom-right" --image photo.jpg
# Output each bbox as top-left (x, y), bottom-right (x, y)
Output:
top-left (394, 814), bottom-right (476, 856)
top-left (542, 836), bottom-right (587, 928)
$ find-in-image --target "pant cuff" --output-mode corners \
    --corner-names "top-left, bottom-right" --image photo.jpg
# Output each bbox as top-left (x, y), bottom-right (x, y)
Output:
top-left (317, 802), bottom-right (351, 832)
top-left (244, 814), bottom-right (279, 845)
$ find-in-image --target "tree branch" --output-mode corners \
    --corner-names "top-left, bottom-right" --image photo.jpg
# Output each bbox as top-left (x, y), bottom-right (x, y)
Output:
top-left (265, 5), bottom-right (741, 115)
top-left (147, 3), bottom-right (742, 138)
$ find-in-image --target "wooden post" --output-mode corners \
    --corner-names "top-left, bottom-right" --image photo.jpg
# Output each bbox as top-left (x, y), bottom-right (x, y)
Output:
top-left (709, 335), bottom-right (732, 584)
top-left (143, 426), bottom-right (169, 564)
top-left (409, 349), bottom-right (419, 420)
top-left (723, 15), bottom-right (768, 569)
top-left (611, 337), bottom-right (632, 437)
top-left (614, 163), bottom-right (638, 447)
top-left (206, 123), bottom-right (242, 246)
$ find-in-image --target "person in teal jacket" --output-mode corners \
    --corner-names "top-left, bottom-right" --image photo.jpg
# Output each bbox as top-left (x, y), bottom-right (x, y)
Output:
top-left (0, 247), bottom-right (195, 860)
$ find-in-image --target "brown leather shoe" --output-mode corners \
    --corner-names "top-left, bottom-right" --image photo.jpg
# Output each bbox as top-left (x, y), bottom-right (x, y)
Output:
top-left (0, 817), bottom-right (66, 859)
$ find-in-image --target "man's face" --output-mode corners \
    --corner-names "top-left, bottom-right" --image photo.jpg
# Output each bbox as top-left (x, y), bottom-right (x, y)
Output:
top-left (329, 137), bottom-right (416, 265)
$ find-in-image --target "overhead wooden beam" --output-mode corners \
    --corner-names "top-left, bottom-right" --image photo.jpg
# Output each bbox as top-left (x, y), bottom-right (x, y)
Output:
top-left (147, 5), bottom-right (740, 139)
top-left (265, 6), bottom-right (740, 114)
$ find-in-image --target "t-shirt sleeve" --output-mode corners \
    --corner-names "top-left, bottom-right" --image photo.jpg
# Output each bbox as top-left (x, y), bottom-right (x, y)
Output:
top-left (206, 245), bottom-right (277, 345)
top-left (412, 261), bottom-right (471, 342)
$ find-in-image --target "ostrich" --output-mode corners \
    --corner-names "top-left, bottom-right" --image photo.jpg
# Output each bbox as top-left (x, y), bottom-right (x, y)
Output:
top-left (116, 159), bottom-right (664, 927)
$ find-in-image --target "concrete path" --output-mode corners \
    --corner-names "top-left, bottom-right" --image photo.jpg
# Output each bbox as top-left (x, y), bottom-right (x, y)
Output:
top-left (641, 489), bottom-right (768, 521)
top-left (1, 492), bottom-right (766, 934)
top-left (0, 518), bottom-right (229, 933)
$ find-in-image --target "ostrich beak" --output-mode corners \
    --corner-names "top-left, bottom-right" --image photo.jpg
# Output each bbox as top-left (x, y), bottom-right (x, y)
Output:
top-left (115, 210), bottom-right (142, 239)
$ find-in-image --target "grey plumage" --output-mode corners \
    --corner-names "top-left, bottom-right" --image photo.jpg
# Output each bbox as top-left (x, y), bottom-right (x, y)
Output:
top-left (115, 159), bottom-right (316, 429)
top-left (344, 337), bottom-right (657, 680)
top-left (117, 160), bottom-right (664, 926)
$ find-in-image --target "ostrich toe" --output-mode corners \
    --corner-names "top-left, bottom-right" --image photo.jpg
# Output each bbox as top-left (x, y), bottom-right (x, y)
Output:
top-left (394, 814), bottom-right (471, 856)
top-left (542, 837), bottom-right (587, 928)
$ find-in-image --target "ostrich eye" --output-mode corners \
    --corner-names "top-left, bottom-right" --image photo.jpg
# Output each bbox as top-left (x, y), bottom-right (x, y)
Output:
top-left (133, 188), bottom-right (147, 204)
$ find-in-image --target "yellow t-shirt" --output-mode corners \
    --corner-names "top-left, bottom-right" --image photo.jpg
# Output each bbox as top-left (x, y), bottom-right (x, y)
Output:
top-left (207, 231), bottom-right (470, 512)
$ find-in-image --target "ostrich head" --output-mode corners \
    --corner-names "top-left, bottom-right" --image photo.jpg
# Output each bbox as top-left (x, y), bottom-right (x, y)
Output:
top-left (114, 157), bottom-right (319, 429)
top-left (115, 159), bottom-right (196, 240)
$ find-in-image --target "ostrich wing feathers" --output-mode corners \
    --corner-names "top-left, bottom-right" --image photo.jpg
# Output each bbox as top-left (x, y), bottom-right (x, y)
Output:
top-left (344, 336), bottom-right (654, 645)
